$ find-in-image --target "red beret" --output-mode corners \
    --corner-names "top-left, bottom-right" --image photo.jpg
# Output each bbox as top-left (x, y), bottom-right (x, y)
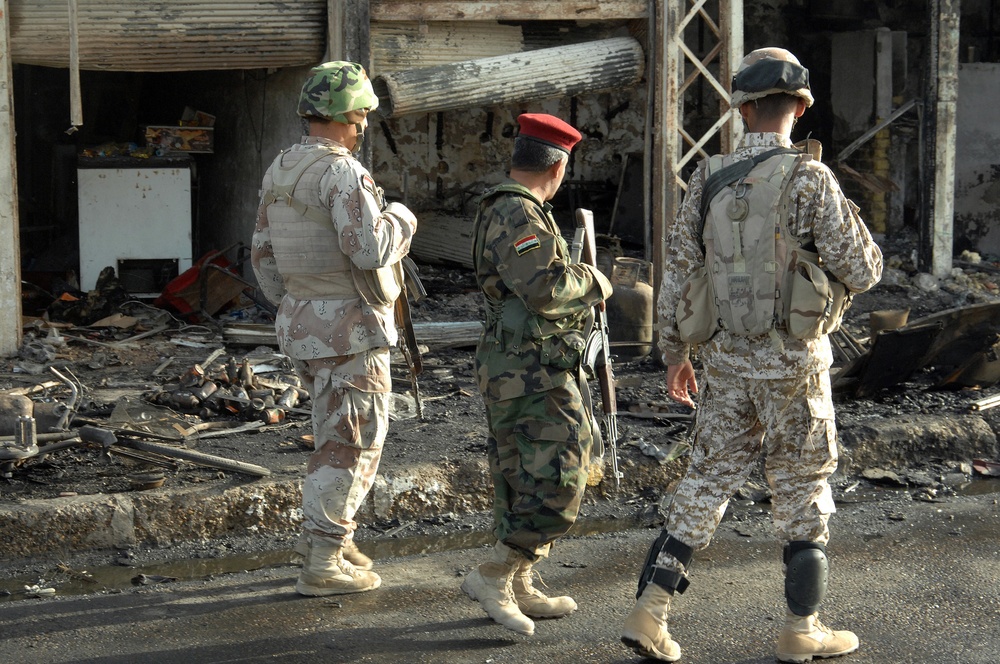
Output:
top-left (516, 113), bottom-right (582, 154)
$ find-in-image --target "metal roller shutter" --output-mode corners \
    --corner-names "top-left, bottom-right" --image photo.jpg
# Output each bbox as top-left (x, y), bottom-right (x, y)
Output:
top-left (9, 0), bottom-right (327, 71)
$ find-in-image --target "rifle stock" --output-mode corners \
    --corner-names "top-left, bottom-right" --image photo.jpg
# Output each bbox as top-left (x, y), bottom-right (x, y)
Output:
top-left (574, 208), bottom-right (623, 488)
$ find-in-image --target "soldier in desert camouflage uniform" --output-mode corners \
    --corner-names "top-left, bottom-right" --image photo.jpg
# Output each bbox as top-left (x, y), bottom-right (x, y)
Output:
top-left (621, 48), bottom-right (883, 663)
top-left (251, 61), bottom-right (417, 596)
top-left (461, 113), bottom-right (613, 636)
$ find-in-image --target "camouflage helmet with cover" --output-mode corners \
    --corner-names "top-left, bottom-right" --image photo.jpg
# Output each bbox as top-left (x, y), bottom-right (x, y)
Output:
top-left (297, 61), bottom-right (379, 124)
top-left (730, 47), bottom-right (814, 109)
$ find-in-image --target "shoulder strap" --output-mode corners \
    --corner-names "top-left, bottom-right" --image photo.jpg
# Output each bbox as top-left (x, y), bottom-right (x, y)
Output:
top-left (262, 145), bottom-right (346, 227)
top-left (699, 147), bottom-right (800, 225)
top-left (478, 182), bottom-right (545, 209)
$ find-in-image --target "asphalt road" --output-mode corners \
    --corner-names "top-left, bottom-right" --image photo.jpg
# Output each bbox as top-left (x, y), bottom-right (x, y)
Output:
top-left (0, 492), bottom-right (997, 664)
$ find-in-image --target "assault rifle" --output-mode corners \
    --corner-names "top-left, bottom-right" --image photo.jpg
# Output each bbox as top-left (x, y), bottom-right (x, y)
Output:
top-left (574, 208), bottom-right (623, 488)
top-left (394, 257), bottom-right (426, 419)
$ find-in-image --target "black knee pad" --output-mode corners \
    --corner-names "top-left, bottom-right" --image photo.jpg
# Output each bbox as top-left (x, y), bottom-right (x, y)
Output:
top-left (784, 541), bottom-right (828, 616)
top-left (636, 531), bottom-right (693, 598)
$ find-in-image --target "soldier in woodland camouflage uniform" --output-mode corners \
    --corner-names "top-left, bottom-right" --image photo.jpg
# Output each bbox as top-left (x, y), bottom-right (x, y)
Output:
top-left (461, 113), bottom-right (613, 636)
top-left (251, 61), bottom-right (417, 596)
top-left (621, 48), bottom-right (883, 663)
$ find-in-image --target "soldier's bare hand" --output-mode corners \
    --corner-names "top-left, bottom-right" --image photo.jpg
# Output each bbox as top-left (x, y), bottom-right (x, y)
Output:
top-left (666, 360), bottom-right (698, 409)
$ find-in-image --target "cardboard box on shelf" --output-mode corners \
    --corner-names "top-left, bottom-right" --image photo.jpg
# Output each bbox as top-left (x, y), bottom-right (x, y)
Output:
top-left (180, 107), bottom-right (216, 127)
top-left (145, 125), bottom-right (214, 154)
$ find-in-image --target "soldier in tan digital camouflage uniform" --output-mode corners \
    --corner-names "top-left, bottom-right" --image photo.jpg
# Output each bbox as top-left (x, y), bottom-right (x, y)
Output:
top-left (251, 61), bottom-right (417, 596)
top-left (621, 48), bottom-right (883, 663)
top-left (461, 113), bottom-right (613, 636)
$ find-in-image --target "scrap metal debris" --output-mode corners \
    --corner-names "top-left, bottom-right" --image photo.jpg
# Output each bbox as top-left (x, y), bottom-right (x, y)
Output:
top-left (970, 393), bottom-right (1000, 412)
top-left (145, 353), bottom-right (309, 425)
top-left (131, 574), bottom-right (178, 586)
top-left (833, 302), bottom-right (1000, 396)
top-left (22, 583), bottom-right (56, 598)
top-left (1, 345), bottom-right (302, 482)
top-left (631, 437), bottom-right (690, 465)
top-left (972, 459), bottom-right (1000, 477)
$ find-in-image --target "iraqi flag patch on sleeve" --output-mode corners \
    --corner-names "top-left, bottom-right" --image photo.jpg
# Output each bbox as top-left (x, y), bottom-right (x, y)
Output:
top-left (513, 234), bottom-right (541, 256)
top-left (361, 173), bottom-right (378, 196)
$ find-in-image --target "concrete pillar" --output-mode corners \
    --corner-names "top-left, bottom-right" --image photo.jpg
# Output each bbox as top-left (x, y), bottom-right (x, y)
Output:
top-left (0, 6), bottom-right (22, 357)
top-left (932, 0), bottom-right (960, 278)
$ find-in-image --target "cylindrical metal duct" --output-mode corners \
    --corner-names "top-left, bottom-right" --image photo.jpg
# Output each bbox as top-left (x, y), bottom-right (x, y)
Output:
top-left (372, 36), bottom-right (645, 118)
top-left (9, 1), bottom-right (326, 72)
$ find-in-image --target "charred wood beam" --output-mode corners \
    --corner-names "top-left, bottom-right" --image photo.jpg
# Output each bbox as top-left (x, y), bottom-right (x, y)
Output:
top-left (223, 321), bottom-right (482, 349)
top-left (370, 1), bottom-right (649, 21)
top-left (372, 36), bottom-right (644, 118)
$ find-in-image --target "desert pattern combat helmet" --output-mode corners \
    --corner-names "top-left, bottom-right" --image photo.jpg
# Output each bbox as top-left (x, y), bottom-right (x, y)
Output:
top-left (730, 47), bottom-right (814, 109)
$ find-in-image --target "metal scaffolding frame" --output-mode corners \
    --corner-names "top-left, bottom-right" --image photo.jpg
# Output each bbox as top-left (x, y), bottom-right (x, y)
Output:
top-left (652, 0), bottom-right (743, 297)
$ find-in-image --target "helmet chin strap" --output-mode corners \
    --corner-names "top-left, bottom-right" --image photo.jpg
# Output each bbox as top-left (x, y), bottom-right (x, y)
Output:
top-left (351, 123), bottom-right (365, 156)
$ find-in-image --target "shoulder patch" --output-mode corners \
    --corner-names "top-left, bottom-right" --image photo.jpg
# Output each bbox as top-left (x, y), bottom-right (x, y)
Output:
top-left (513, 234), bottom-right (541, 256)
top-left (361, 173), bottom-right (377, 196)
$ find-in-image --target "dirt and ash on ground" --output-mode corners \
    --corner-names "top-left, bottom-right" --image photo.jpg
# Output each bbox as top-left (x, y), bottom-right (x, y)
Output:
top-left (2, 229), bottom-right (1000, 575)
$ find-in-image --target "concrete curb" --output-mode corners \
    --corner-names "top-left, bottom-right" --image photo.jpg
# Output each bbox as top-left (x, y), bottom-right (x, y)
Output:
top-left (2, 418), bottom-right (996, 561)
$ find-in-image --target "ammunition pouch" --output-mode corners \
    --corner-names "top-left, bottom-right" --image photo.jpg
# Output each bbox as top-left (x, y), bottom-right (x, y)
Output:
top-left (355, 261), bottom-right (403, 307)
top-left (785, 247), bottom-right (852, 340)
top-left (541, 331), bottom-right (587, 370)
top-left (485, 294), bottom-right (587, 370)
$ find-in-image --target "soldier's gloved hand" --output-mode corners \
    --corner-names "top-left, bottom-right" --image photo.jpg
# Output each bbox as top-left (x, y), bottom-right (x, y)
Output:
top-left (384, 201), bottom-right (418, 232)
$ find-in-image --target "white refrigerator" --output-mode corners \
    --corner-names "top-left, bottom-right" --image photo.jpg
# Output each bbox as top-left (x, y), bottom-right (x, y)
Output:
top-left (77, 162), bottom-right (193, 294)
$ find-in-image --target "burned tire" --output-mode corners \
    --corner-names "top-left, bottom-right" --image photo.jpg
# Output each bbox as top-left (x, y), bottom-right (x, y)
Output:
top-left (125, 439), bottom-right (271, 477)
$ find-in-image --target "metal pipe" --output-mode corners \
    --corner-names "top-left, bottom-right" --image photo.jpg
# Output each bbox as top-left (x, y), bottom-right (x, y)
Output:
top-left (971, 393), bottom-right (1000, 411)
top-left (373, 37), bottom-right (644, 118)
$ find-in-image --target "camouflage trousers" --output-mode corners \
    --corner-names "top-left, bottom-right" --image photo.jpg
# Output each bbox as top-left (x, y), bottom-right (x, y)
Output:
top-left (292, 350), bottom-right (391, 546)
top-left (656, 367), bottom-right (838, 571)
top-left (483, 377), bottom-right (593, 561)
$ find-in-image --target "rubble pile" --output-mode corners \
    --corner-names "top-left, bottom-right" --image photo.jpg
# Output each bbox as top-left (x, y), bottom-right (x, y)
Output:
top-left (145, 351), bottom-right (310, 425)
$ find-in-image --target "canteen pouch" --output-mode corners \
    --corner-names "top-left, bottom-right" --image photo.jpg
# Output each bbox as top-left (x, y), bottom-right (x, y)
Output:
top-left (786, 250), bottom-right (852, 340)
top-left (676, 265), bottom-right (719, 344)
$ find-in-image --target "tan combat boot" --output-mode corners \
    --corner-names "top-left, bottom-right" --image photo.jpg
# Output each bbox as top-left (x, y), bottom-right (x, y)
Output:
top-left (295, 536), bottom-right (381, 596)
top-left (293, 532), bottom-right (374, 571)
top-left (511, 558), bottom-right (578, 618)
top-left (461, 541), bottom-right (535, 636)
top-left (620, 583), bottom-right (681, 662)
top-left (776, 611), bottom-right (859, 663)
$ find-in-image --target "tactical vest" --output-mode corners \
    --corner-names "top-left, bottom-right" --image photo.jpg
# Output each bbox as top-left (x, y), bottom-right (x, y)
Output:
top-left (676, 149), bottom-right (852, 346)
top-left (261, 144), bottom-right (401, 306)
top-left (676, 149), bottom-right (852, 344)
top-left (703, 151), bottom-right (801, 337)
top-left (472, 183), bottom-right (590, 359)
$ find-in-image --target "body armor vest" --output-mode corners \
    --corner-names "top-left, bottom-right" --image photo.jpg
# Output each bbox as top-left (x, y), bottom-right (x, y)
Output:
top-left (261, 144), bottom-right (400, 305)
